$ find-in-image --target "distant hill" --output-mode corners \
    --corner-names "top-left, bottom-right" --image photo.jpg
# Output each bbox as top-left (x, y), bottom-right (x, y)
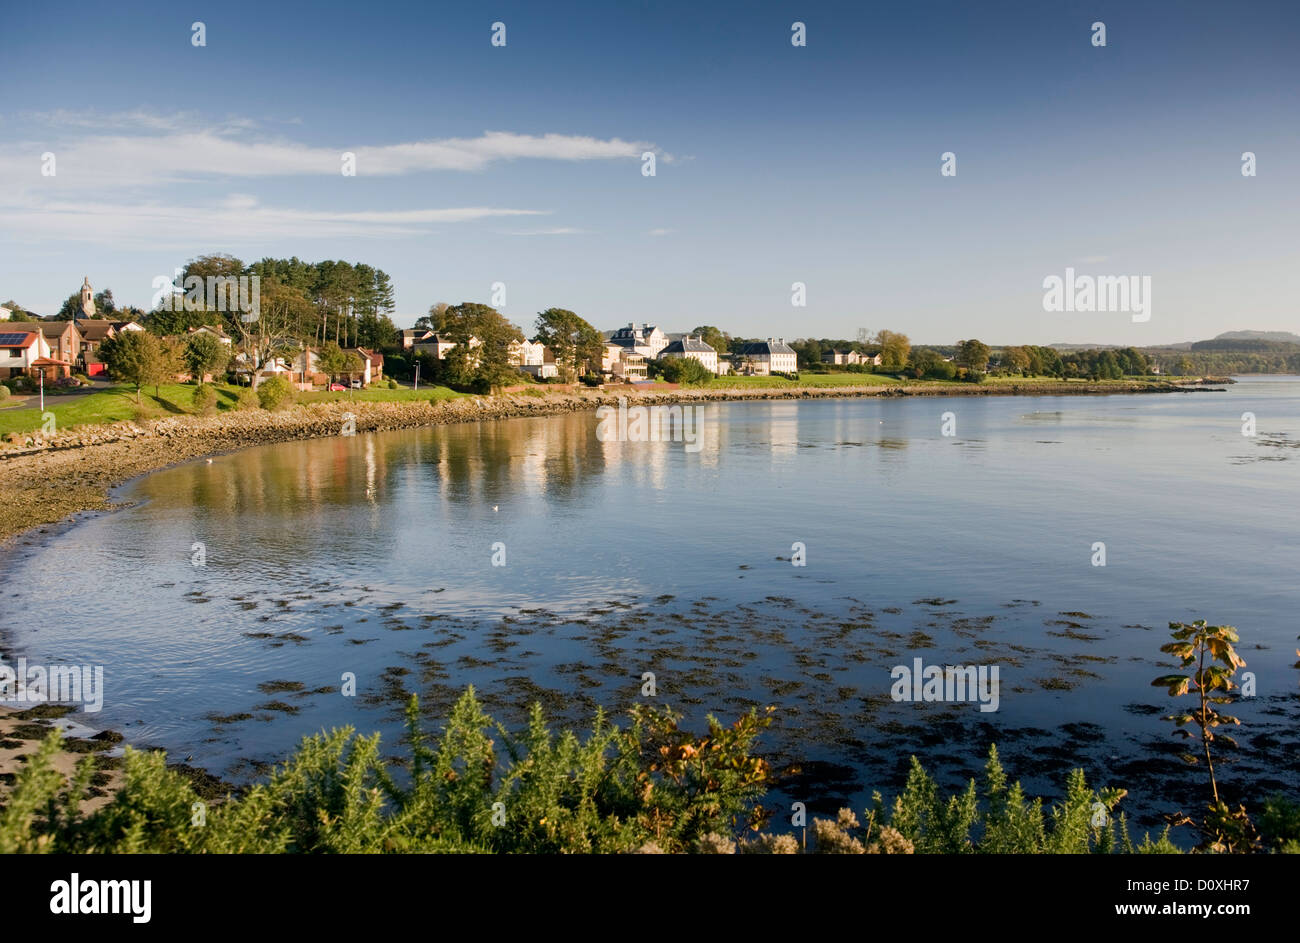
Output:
top-left (1213, 330), bottom-right (1300, 343)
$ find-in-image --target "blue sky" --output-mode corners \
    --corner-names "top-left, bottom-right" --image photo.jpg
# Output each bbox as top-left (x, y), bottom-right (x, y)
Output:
top-left (1, 0), bottom-right (1296, 344)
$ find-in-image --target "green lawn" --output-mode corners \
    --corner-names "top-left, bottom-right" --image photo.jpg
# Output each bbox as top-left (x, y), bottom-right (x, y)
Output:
top-left (0, 382), bottom-right (462, 438)
top-left (296, 386), bottom-right (462, 405)
top-left (706, 372), bottom-right (906, 389)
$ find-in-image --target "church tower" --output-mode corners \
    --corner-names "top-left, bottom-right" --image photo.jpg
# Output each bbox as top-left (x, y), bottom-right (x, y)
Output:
top-left (80, 276), bottom-right (95, 319)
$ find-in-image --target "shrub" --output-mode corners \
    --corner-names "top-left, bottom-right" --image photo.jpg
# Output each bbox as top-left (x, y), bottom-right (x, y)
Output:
top-left (659, 357), bottom-right (713, 386)
top-left (192, 383), bottom-right (218, 416)
top-left (0, 385), bottom-right (9, 402)
top-left (0, 689), bottom-right (775, 854)
top-left (257, 375), bottom-right (296, 411)
top-left (579, 374), bottom-right (602, 387)
top-left (924, 361), bottom-right (958, 381)
top-left (386, 378), bottom-right (399, 389)
top-left (234, 386), bottom-right (260, 410)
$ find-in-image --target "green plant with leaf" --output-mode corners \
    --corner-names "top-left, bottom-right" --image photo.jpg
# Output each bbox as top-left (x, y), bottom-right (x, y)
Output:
top-left (1152, 620), bottom-right (1245, 805)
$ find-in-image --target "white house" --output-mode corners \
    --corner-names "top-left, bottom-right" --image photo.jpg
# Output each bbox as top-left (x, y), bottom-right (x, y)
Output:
top-left (0, 329), bottom-right (69, 379)
top-left (510, 340), bottom-right (558, 379)
top-left (607, 323), bottom-right (668, 359)
top-left (186, 324), bottom-right (233, 346)
top-left (658, 334), bottom-right (719, 373)
top-left (400, 328), bottom-right (434, 349)
top-left (737, 338), bottom-right (798, 376)
top-left (413, 333), bottom-right (469, 360)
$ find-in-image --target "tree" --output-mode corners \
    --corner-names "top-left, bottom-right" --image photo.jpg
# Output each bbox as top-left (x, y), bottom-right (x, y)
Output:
top-left (1003, 346), bottom-right (1031, 375)
top-left (417, 302), bottom-right (450, 332)
top-left (55, 293), bottom-right (83, 321)
top-left (93, 289), bottom-right (116, 316)
top-left (660, 356), bottom-right (713, 386)
top-left (876, 330), bottom-right (911, 371)
top-left (955, 339), bottom-right (992, 373)
top-left (1095, 349), bottom-right (1122, 380)
top-left (183, 333), bottom-right (229, 382)
top-left (234, 279), bottom-right (313, 380)
top-left (315, 341), bottom-right (353, 383)
top-left (100, 330), bottom-right (169, 403)
top-left (906, 347), bottom-right (943, 379)
top-left (440, 303), bottom-right (523, 391)
top-left (691, 326), bottom-right (731, 357)
top-left (533, 308), bottom-right (604, 382)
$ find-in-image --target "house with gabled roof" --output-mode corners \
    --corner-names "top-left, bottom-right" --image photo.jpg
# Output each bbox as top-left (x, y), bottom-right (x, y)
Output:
top-left (5, 321), bottom-right (82, 370)
top-left (659, 334), bottom-right (719, 373)
top-left (737, 338), bottom-right (797, 375)
top-left (0, 330), bottom-right (71, 379)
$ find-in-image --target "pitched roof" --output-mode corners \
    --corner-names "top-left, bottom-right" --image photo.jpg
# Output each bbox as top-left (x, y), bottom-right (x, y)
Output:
top-left (0, 331), bottom-right (38, 348)
top-left (740, 339), bottom-right (796, 356)
top-left (6, 321), bottom-right (78, 341)
top-left (76, 320), bottom-right (116, 341)
top-left (661, 336), bottom-right (716, 354)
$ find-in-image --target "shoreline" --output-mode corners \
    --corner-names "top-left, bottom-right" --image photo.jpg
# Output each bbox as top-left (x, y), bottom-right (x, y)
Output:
top-left (0, 379), bottom-right (1215, 545)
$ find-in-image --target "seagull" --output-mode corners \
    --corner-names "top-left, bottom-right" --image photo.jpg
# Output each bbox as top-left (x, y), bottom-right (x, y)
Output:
top-left (205, 458), bottom-right (214, 464)
top-left (493, 505), bottom-right (499, 512)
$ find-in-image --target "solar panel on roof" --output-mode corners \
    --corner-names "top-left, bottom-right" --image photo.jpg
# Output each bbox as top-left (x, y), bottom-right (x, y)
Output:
top-left (0, 332), bottom-right (33, 345)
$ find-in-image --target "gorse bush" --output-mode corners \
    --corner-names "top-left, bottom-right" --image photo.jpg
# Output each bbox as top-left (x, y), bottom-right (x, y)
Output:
top-left (1, 688), bottom-right (772, 854)
top-left (4, 688), bottom-right (1296, 854)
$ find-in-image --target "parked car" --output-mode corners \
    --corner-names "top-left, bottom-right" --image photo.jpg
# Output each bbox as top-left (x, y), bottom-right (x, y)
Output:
top-left (349, 379), bottom-right (362, 389)
top-left (329, 383), bottom-right (346, 391)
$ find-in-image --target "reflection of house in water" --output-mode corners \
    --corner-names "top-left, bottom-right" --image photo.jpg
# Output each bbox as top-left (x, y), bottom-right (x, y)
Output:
top-left (765, 403), bottom-right (799, 459)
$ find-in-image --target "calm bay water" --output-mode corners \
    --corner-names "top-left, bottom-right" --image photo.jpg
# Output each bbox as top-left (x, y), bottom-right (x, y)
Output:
top-left (4, 377), bottom-right (1299, 823)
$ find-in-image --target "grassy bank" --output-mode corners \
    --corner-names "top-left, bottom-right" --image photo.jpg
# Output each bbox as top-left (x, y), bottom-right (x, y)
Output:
top-left (0, 382), bottom-right (464, 438)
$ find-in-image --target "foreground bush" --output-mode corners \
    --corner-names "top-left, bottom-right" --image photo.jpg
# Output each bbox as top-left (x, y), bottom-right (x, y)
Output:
top-left (0, 689), bottom-right (772, 854)
top-left (3, 689), bottom-right (1295, 854)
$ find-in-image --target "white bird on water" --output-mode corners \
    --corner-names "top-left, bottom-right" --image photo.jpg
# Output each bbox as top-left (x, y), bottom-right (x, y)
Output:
top-left (493, 505), bottom-right (499, 512)
top-left (205, 458), bottom-right (213, 464)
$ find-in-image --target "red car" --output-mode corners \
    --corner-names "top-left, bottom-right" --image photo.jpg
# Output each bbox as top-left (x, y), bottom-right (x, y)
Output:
top-left (329, 383), bottom-right (346, 391)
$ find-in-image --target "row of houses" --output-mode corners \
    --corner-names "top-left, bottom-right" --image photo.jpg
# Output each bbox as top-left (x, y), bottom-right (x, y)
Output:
top-left (179, 325), bottom-right (386, 389)
top-left (401, 321), bottom-right (800, 380)
top-left (602, 323), bottom-right (798, 377)
top-left (0, 318), bottom-right (145, 380)
top-left (402, 330), bottom-right (558, 379)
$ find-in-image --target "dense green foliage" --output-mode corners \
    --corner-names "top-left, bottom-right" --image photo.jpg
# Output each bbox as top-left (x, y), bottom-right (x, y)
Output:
top-left (659, 356), bottom-right (714, 386)
top-left (256, 375), bottom-right (297, 411)
top-left (7, 685), bottom-right (1296, 854)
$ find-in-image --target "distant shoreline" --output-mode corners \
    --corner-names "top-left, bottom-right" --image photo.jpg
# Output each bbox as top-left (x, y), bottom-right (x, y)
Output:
top-left (0, 378), bottom-right (1221, 545)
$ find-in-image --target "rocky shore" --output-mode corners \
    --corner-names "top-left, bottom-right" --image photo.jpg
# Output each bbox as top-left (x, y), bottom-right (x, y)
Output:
top-left (0, 379), bottom-right (1203, 543)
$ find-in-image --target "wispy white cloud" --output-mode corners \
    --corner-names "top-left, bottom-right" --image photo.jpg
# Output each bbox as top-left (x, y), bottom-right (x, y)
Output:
top-left (505, 227), bottom-right (587, 236)
top-left (647, 228), bottom-right (673, 236)
top-left (0, 123), bottom-right (662, 189)
top-left (0, 195), bottom-right (546, 245)
top-left (0, 113), bottom-right (656, 244)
